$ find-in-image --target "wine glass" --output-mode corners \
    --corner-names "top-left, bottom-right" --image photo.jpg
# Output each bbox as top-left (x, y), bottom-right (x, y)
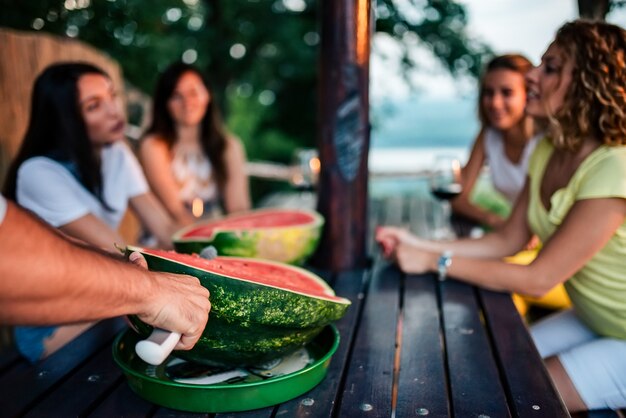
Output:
top-left (290, 149), bottom-right (320, 207)
top-left (429, 155), bottom-right (462, 240)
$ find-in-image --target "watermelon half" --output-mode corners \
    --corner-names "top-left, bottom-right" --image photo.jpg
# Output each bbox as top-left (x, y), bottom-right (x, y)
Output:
top-left (172, 208), bottom-right (324, 265)
top-left (126, 246), bottom-right (350, 366)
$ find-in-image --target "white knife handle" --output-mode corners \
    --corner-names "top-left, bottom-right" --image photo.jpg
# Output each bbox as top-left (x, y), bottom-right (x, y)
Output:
top-left (135, 329), bottom-right (181, 366)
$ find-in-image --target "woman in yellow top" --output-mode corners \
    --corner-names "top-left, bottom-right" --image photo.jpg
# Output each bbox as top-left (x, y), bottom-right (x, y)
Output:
top-left (377, 20), bottom-right (626, 413)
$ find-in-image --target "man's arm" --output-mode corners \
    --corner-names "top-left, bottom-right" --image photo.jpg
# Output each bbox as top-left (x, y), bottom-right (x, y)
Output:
top-left (0, 202), bottom-right (210, 350)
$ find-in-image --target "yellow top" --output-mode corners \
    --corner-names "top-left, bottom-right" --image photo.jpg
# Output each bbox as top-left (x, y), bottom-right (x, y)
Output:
top-left (527, 138), bottom-right (626, 339)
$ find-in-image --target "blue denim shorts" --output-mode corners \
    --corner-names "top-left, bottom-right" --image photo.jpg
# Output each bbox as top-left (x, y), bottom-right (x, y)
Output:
top-left (531, 309), bottom-right (626, 410)
top-left (14, 326), bottom-right (57, 363)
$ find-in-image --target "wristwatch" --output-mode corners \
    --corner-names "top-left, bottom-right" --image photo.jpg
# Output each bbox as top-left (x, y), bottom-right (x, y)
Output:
top-left (437, 251), bottom-right (453, 281)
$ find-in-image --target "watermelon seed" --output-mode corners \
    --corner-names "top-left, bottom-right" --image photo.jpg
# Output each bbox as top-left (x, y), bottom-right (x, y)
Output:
top-left (301, 398), bottom-right (315, 406)
top-left (416, 408), bottom-right (430, 415)
top-left (360, 403), bottom-right (373, 411)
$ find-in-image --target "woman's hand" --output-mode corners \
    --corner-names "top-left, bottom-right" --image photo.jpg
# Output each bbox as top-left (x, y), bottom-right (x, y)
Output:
top-left (375, 226), bottom-right (424, 257)
top-left (392, 243), bottom-right (438, 274)
top-left (376, 226), bottom-right (438, 274)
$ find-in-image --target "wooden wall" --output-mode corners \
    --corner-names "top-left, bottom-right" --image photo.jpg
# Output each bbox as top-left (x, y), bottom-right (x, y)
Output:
top-left (0, 28), bottom-right (139, 243)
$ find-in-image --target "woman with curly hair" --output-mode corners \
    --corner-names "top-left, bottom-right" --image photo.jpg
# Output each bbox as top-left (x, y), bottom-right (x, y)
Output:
top-left (377, 20), bottom-right (626, 412)
top-left (139, 62), bottom-right (250, 224)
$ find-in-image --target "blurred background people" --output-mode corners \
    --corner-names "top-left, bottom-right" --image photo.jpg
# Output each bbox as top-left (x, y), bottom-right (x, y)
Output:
top-left (139, 62), bottom-right (250, 225)
top-left (3, 62), bottom-right (182, 361)
top-left (451, 54), bottom-right (539, 229)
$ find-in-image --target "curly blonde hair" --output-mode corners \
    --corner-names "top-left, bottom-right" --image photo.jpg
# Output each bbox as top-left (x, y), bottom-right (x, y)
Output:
top-left (549, 20), bottom-right (626, 150)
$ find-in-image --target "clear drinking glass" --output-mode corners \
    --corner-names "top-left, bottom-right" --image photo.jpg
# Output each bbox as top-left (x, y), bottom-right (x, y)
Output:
top-left (290, 149), bottom-right (320, 192)
top-left (429, 155), bottom-right (462, 240)
top-left (289, 149), bottom-right (320, 208)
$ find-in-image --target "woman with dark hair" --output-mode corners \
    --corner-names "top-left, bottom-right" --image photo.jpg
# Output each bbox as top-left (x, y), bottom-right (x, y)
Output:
top-left (4, 62), bottom-right (180, 362)
top-left (139, 62), bottom-right (250, 224)
top-left (377, 20), bottom-right (626, 412)
top-left (451, 54), bottom-right (540, 228)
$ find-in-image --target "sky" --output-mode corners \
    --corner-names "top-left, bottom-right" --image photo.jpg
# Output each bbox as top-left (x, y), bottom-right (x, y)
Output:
top-left (367, 1), bottom-right (626, 166)
top-left (370, 0), bottom-right (626, 101)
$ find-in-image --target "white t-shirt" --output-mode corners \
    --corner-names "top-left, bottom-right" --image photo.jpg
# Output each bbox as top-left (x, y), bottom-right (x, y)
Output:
top-left (16, 141), bottom-right (148, 229)
top-left (483, 128), bottom-right (540, 203)
top-left (0, 194), bottom-right (6, 225)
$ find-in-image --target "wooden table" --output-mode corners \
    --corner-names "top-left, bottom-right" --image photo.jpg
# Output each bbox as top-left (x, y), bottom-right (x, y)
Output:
top-left (0, 194), bottom-right (580, 417)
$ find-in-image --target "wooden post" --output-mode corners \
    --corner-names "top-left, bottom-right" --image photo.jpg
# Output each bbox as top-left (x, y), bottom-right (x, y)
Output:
top-left (311, 0), bottom-right (371, 271)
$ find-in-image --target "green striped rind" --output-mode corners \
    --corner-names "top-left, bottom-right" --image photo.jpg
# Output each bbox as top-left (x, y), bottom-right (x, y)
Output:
top-left (178, 320), bottom-right (324, 366)
top-left (127, 247), bottom-right (350, 329)
top-left (129, 315), bottom-right (323, 366)
top-left (172, 210), bottom-right (324, 265)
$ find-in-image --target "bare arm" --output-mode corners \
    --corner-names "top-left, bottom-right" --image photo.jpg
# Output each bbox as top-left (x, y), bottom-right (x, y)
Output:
top-left (138, 136), bottom-right (194, 225)
top-left (0, 202), bottom-right (210, 349)
top-left (130, 192), bottom-right (179, 249)
top-left (222, 136), bottom-right (251, 213)
top-left (377, 181), bottom-right (533, 260)
top-left (59, 213), bottom-right (126, 252)
top-left (388, 197), bottom-right (626, 297)
top-left (451, 129), bottom-right (505, 228)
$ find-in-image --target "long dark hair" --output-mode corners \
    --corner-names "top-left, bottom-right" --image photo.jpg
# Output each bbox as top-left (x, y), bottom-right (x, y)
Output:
top-left (144, 62), bottom-right (228, 188)
top-left (4, 62), bottom-right (111, 209)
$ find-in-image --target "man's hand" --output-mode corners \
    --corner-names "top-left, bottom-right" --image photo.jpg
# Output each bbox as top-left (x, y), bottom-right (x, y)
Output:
top-left (129, 252), bottom-right (210, 350)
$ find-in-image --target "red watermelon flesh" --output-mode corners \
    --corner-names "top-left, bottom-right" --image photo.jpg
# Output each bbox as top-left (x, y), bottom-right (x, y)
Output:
top-left (181, 210), bottom-right (315, 238)
top-left (140, 248), bottom-right (345, 303)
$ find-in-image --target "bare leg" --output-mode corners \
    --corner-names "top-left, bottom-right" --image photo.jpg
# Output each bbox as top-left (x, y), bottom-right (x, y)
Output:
top-left (42, 322), bottom-right (95, 358)
top-left (545, 355), bottom-right (587, 413)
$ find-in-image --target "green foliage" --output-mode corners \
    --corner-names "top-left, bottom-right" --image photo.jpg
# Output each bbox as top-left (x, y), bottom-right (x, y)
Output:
top-left (0, 0), bottom-right (491, 165)
top-left (375, 0), bottom-right (491, 80)
top-left (0, 0), bottom-right (210, 93)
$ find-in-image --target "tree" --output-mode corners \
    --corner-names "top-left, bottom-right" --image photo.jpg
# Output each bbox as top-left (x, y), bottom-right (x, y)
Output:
top-left (0, 0), bottom-right (490, 165)
top-left (578, 0), bottom-right (626, 20)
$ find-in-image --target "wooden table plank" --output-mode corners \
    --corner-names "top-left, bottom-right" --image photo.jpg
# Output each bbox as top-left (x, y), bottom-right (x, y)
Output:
top-left (272, 269), bottom-right (368, 418)
top-left (396, 271), bottom-right (449, 418)
top-left (152, 408), bottom-right (212, 418)
top-left (87, 383), bottom-right (157, 418)
top-left (23, 344), bottom-right (124, 417)
top-left (0, 345), bottom-right (21, 374)
top-left (441, 280), bottom-right (511, 417)
top-left (337, 261), bottom-right (400, 417)
top-left (0, 318), bottom-right (126, 418)
top-left (479, 289), bottom-right (570, 418)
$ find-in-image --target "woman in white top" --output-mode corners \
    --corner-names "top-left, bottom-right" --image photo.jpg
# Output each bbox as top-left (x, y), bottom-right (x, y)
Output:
top-left (3, 62), bottom-right (180, 362)
top-left (139, 62), bottom-right (250, 224)
top-left (451, 54), bottom-right (539, 228)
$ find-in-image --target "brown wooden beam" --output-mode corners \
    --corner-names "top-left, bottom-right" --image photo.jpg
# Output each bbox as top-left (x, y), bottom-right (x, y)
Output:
top-left (311, 0), bottom-right (371, 272)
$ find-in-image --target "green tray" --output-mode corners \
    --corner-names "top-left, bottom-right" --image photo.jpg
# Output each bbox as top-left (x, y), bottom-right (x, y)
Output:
top-left (112, 325), bottom-right (339, 413)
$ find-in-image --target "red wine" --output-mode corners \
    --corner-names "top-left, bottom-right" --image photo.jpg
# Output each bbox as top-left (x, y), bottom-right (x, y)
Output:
top-left (431, 184), bottom-right (462, 201)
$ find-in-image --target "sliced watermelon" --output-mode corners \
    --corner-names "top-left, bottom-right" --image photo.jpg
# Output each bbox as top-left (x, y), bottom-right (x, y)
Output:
top-left (172, 208), bottom-right (324, 265)
top-left (126, 246), bottom-right (350, 366)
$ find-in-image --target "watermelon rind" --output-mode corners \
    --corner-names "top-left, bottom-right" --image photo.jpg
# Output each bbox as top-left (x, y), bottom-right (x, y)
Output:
top-left (129, 314), bottom-right (324, 366)
top-left (126, 246), bottom-right (351, 329)
top-left (172, 208), bottom-right (324, 265)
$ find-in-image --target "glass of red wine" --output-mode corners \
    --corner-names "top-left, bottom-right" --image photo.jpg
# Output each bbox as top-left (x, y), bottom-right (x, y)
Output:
top-left (429, 155), bottom-right (462, 240)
